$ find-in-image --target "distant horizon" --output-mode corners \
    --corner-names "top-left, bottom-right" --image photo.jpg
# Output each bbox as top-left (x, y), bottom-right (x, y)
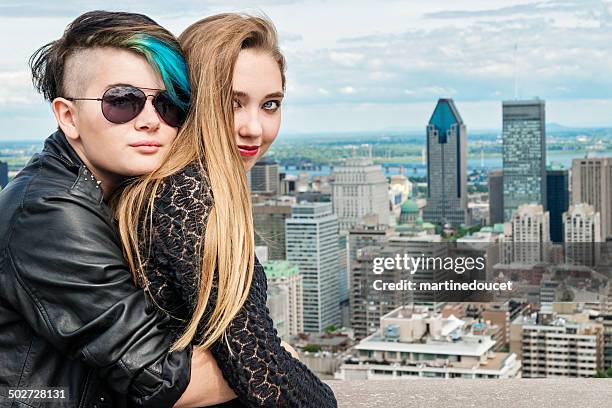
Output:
top-left (3, 122), bottom-right (612, 143)
top-left (281, 122), bottom-right (612, 137)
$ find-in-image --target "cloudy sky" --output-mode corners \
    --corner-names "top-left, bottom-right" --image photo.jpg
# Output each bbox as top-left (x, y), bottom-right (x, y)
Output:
top-left (1, 0), bottom-right (612, 139)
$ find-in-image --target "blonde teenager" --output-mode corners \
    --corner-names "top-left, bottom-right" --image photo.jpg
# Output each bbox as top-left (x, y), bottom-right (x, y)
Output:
top-left (116, 13), bottom-right (337, 407)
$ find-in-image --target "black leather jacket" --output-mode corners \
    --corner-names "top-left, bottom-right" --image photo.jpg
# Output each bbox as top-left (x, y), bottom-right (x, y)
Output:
top-left (0, 131), bottom-right (191, 408)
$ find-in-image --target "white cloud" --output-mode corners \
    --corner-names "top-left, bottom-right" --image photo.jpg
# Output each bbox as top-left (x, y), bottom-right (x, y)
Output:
top-left (554, 85), bottom-right (571, 92)
top-left (339, 86), bottom-right (357, 94)
top-left (369, 71), bottom-right (396, 81)
top-left (328, 51), bottom-right (365, 67)
top-left (0, 71), bottom-right (38, 106)
top-left (403, 86), bottom-right (457, 97)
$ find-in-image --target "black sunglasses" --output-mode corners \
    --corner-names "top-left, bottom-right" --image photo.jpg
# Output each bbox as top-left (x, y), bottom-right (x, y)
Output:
top-left (66, 85), bottom-right (187, 128)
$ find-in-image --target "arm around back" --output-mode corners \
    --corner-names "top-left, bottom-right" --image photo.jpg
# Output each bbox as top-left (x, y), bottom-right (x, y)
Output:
top-left (5, 192), bottom-right (191, 407)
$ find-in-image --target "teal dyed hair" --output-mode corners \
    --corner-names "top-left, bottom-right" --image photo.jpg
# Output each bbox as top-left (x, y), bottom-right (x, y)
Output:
top-left (127, 34), bottom-right (191, 111)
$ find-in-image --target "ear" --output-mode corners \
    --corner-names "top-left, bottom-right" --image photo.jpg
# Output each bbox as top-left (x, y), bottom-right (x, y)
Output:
top-left (52, 97), bottom-right (80, 142)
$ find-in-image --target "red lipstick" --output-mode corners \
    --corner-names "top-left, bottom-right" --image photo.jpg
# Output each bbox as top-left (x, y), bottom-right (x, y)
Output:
top-left (238, 145), bottom-right (260, 157)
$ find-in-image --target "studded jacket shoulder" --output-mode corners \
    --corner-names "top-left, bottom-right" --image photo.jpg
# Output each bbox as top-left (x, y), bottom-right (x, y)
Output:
top-left (141, 162), bottom-right (338, 408)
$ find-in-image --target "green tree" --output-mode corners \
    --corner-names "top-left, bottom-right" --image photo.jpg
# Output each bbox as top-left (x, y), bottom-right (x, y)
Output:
top-left (324, 324), bottom-right (337, 333)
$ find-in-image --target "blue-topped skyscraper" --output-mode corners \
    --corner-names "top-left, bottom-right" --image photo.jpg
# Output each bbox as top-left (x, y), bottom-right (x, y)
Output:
top-left (502, 99), bottom-right (546, 221)
top-left (423, 98), bottom-right (470, 226)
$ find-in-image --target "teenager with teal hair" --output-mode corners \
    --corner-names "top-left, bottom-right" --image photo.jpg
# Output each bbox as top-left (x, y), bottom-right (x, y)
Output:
top-left (0, 10), bottom-right (236, 407)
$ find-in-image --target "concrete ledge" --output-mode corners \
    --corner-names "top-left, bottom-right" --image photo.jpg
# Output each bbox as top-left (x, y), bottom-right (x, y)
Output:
top-left (326, 379), bottom-right (612, 408)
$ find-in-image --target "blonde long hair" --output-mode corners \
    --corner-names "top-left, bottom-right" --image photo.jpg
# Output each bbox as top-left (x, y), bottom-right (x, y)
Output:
top-left (116, 13), bottom-right (286, 351)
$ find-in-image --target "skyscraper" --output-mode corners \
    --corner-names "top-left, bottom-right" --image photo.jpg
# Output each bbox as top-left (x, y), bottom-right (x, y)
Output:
top-left (347, 222), bottom-right (394, 263)
top-left (338, 234), bottom-right (350, 328)
top-left (337, 235), bottom-right (349, 303)
top-left (502, 204), bottom-right (550, 264)
top-left (0, 161), bottom-right (8, 189)
top-left (350, 245), bottom-right (412, 339)
top-left (350, 236), bottom-right (448, 340)
top-left (571, 157), bottom-right (612, 241)
top-left (347, 223), bottom-right (395, 336)
top-left (253, 198), bottom-right (294, 260)
top-left (563, 203), bottom-right (601, 266)
top-left (546, 166), bottom-right (569, 243)
top-left (502, 99), bottom-right (546, 221)
top-left (331, 156), bottom-right (390, 232)
top-left (285, 203), bottom-right (340, 332)
top-left (250, 160), bottom-right (279, 195)
top-left (488, 169), bottom-right (504, 225)
top-left (423, 98), bottom-right (470, 226)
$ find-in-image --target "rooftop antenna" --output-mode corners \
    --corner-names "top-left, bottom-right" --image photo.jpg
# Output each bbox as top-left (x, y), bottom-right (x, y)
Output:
top-left (513, 42), bottom-right (519, 100)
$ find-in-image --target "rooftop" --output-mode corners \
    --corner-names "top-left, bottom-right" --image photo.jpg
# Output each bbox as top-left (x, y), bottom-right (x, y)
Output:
top-left (513, 312), bottom-right (602, 331)
top-left (356, 333), bottom-right (496, 357)
top-left (297, 333), bottom-right (350, 348)
top-left (262, 260), bottom-right (299, 278)
top-left (493, 223), bottom-right (505, 234)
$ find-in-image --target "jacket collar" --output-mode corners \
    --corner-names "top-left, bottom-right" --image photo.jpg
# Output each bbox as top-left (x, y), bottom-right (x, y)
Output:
top-left (42, 130), bottom-right (105, 204)
top-left (42, 130), bottom-right (84, 171)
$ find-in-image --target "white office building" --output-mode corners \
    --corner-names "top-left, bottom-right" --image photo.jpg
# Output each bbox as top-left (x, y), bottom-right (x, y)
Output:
top-left (563, 203), bottom-right (601, 266)
top-left (286, 203), bottom-right (340, 332)
top-left (331, 157), bottom-right (390, 232)
top-left (502, 204), bottom-right (550, 264)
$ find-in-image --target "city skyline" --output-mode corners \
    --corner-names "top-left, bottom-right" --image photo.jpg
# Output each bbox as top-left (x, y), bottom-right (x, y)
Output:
top-left (1, 2), bottom-right (611, 388)
top-left (2, 0), bottom-right (612, 139)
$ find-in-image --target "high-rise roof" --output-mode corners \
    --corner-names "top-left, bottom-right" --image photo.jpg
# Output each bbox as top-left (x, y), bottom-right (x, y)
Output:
top-left (428, 98), bottom-right (464, 144)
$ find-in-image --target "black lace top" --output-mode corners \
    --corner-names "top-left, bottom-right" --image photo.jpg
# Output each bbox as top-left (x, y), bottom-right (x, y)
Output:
top-left (140, 163), bottom-right (337, 408)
